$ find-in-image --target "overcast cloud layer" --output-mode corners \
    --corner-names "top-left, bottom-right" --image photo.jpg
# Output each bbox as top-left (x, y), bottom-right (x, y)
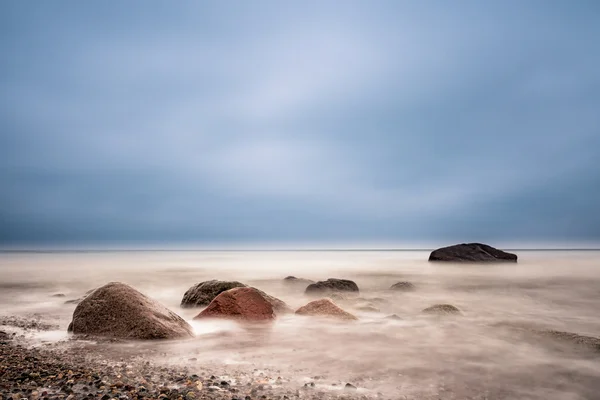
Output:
top-left (1, 1), bottom-right (599, 246)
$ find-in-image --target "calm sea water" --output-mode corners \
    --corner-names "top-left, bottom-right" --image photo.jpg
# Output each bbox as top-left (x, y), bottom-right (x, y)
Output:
top-left (1, 250), bottom-right (599, 399)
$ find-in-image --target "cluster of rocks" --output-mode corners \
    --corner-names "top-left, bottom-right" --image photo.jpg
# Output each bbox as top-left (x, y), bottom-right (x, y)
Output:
top-left (62, 242), bottom-right (515, 340)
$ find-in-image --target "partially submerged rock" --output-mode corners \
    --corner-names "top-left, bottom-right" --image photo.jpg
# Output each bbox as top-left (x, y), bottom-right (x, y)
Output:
top-left (295, 299), bottom-right (358, 320)
top-left (305, 278), bottom-right (359, 295)
top-left (181, 280), bottom-right (291, 314)
top-left (68, 282), bottom-right (194, 340)
top-left (422, 304), bottom-right (462, 315)
top-left (390, 281), bottom-right (415, 291)
top-left (283, 276), bottom-right (314, 285)
top-left (429, 243), bottom-right (517, 262)
top-left (194, 287), bottom-right (275, 322)
top-left (181, 280), bottom-right (246, 308)
top-left (356, 305), bottom-right (380, 313)
top-left (385, 314), bottom-right (403, 321)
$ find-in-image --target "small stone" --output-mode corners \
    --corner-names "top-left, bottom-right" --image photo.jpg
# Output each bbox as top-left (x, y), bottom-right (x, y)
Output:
top-left (345, 383), bottom-right (357, 390)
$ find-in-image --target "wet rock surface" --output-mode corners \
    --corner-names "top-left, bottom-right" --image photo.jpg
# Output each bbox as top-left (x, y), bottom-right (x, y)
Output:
top-left (182, 280), bottom-right (291, 315)
top-left (305, 279), bottom-right (359, 295)
top-left (429, 243), bottom-right (517, 262)
top-left (295, 299), bottom-right (358, 320)
top-left (181, 280), bottom-right (247, 308)
top-left (390, 281), bottom-right (415, 291)
top-left (194, 287), bottom-right (276, 321)
top-left (422, 304), bottom-right (462, 315)
top-left (69, 282), bottom-right (194, 340)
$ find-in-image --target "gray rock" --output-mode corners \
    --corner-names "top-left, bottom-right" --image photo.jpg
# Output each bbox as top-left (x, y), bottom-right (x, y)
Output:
top-left (429, 243), bottom-right (517, 262)
top-left (69, 282), bottom-right (194, 340)
top-left (305, 279), bottom-right (359, 295)
top-left (422, 304), bottom-right (462, 315)
top-left (390, 281), bottom-right (415, 291)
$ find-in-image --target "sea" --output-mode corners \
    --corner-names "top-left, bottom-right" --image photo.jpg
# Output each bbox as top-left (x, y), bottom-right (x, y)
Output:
top-left (1, 249), bottom-right (599, 399)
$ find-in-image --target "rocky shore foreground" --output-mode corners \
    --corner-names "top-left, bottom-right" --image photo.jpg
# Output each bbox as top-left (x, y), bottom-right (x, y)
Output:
top-left (0, 318), bottom-right (366, 400)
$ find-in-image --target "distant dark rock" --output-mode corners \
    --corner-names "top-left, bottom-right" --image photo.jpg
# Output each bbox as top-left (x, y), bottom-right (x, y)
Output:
top-left (295, 299), bottom-right (358, 320)
top-left (181, 280), bottom-right (292, 314)
top-left (194, 287), bottom-right (275, 322)
top-left (429, 243), bottom-right (517, 262)
top-left (385, 314), bottom-right (403, 321)
top-left (51, 293), bottom-right (66, 297)
top-left (422, 304), bottom-right (462, 315)
top-left (344, 383), bottom-right (357, 390)
top-left (390, 281), bottom-right (415, 291)
top-left (69, 282), bottom-right (194, 340)
top-left (356, 305), bottom-right (380, 313)
top-left (283, 276), bottom-right (314, 285)
top-left (305, 278), bottom-right (359, 295)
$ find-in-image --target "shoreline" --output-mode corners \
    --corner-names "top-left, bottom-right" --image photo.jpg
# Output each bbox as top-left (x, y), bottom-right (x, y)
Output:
top-left (0, 317), bottom-right (364, 400)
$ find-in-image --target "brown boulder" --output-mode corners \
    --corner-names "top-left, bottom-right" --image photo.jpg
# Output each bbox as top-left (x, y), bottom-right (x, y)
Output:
top-left (68, 282), bottom-right (194, 340)
top-left (295, 299), bottom-right (358, 320)
top-left (194, 287), bottom-right (275, 322)
top-left (181, 280), bottom-right (291, 314)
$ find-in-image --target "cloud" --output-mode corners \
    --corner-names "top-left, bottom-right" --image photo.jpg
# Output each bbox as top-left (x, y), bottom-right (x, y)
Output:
top-left (1, 1), bottom-right (599, 244)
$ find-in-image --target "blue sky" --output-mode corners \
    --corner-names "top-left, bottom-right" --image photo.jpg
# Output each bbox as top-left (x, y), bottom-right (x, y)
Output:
top-left (1, 1), bottom-right (599, 245)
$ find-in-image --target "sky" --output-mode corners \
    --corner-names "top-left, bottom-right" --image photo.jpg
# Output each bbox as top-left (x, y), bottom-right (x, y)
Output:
top-left (1, 1), bottom-right (599, 246)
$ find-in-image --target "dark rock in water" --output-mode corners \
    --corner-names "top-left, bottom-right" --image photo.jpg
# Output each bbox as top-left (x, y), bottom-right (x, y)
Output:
top-left (344, 383), bottom-right (357, 390)
top-left (295, 298), bottom-right (358, 320)
top-left (429, 243), bottom-right (517, 262)
top-left (283, 276), bottom-right (314, 285)
top-left (51, 293), bottom-right (66, 297)
top-left (385, 314), bottom-right (403, 321)
top-left (422, 304), bottom-right (462, 315)
top-left (69, 282), bottom-right (194, 340)
top-left (194, 287), bottom-right (275, 321)
top-left (356, 305), bottom-right (380, 313)
top-left (181, 280), bottom-right (247, 308)
top-left (181, 280), bottom-right (291, 314)
top-left (390, 281), bottom-right (415, 291)
top-left (539, 330), bottom-right (600, 352)
top-left (305, 278), bottom-right (359, 295)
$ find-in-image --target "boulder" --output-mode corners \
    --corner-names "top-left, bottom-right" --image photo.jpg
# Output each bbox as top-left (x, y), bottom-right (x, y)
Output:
top-left (295, 299), bottom-right (358, 320)
top-left (68, 282), bottom-right (194, 340)
top-left (181, 280), bottom-right (246, 308)
top-left (194, 287), bottom-right (275, 321)
top-left (305, 278), bottom-right (359, 295)
top-left (429, 243), bottom-right (517, 262)
top-left (181, 280), bottom-right (291, 314)
top-left (390, 281), bottom-right (415, 291)
top-left (422, 304), bottom-right (462, 315)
